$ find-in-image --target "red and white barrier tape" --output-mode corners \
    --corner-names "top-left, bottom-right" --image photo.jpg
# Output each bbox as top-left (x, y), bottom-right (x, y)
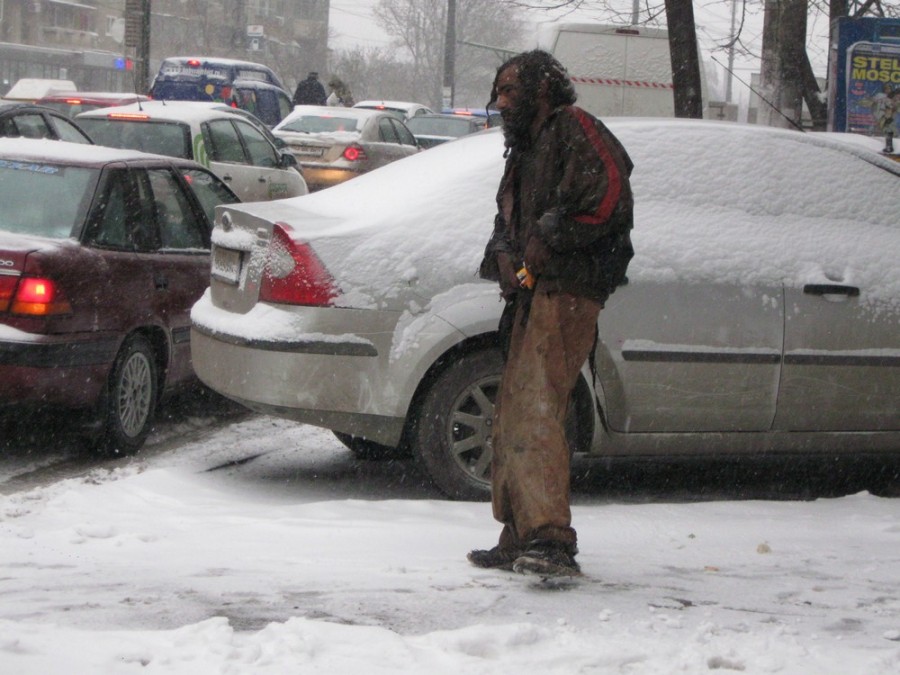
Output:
top-left (571, 76), bottom-right (674, 90)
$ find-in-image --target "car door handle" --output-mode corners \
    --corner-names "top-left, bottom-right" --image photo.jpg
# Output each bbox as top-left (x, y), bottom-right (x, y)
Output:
top-left (222, 174), bottom-right (233, 182)
top-left (155, 273), bottom-right (169, 291)
top-left (803, 284), bottom-right (859, 297)
top-left (258, 176), bottom-right (267, 183)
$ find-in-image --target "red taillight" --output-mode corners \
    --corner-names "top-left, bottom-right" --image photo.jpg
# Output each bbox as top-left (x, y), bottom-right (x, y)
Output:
top-left (65, 98), bottom-right (83, 105)
top-left (259, 223), bottom-right (339, 307)
top-left (186, 59), bottom-right (202, 67)
top-left (9, 277), bottom-right (72, 316)
top-left (342, 144), bottom-right (367, 162)
top-left (108, 112), bottom-right (150, 121)
top-left (0, 275), bottom-right (17, 312)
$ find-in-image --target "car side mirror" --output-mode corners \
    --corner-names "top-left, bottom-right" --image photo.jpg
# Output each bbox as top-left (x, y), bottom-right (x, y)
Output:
top-left (279, 150), bottom-right (298, 168)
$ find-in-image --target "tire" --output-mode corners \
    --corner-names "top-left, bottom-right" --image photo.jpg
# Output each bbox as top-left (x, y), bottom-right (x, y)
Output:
top-left (413, 347), bottom-right (591, 501)
top-left (413, 349), bottom-right (503, 501)
top-left (332, 430), bottom-right (408, 461)
top-left (96, 334), bottom-right (158, 456)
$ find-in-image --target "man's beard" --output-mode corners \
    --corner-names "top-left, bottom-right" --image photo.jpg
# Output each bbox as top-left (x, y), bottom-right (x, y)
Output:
top-left (501, 100), bottom-right (537, 149)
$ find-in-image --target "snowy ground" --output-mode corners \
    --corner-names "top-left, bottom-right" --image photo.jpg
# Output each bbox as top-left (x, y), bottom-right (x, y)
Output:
top-left (0, 412), bottom-right (898, 674)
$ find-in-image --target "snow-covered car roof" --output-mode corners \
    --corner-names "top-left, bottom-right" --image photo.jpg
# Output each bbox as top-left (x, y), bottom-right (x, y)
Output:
top-left (219, 119), bottom-right (900, 310)
top-left (76, 100), bottom-right (250, 125)
top-left (0, 136), bottom-right (191, 165)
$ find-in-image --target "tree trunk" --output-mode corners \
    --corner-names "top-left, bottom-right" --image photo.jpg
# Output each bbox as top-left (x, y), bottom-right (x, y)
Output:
top-left (759, 0), bottom-right (808, 129)
top-left (664, 0), bottom-right (704, 118)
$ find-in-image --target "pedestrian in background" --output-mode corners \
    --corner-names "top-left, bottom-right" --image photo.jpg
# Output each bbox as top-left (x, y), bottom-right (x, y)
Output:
top-left (293, 71), bottom-right (327, 106)
top-left (326, 77), bottom-right (355, 108)
top-left (470, 49), bottom-right (635, 578)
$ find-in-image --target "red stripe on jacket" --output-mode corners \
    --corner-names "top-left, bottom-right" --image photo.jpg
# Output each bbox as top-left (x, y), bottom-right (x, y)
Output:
top-left (570, 106), bottom-right (622, 225)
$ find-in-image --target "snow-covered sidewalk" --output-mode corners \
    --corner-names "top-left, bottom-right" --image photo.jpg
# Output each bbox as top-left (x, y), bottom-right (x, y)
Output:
top-left (1, 417), bottom-right (898, 674)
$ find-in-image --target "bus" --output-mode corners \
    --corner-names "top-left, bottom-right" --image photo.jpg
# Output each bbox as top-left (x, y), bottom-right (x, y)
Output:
top-left (0, 42), bottom-right (134, 96)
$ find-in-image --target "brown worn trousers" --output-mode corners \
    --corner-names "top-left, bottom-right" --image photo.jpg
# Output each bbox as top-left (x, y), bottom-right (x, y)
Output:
top-left (491, 290), bottom-right (601, 551)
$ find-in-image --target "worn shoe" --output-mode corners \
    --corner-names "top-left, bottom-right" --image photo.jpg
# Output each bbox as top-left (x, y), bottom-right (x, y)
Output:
top-left (467, 545), bottom-right (522, 570)
top-left (512, 540), bottom-right (581, 577)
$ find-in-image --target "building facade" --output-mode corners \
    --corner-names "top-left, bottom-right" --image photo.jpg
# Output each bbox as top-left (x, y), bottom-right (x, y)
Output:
top-left (0, 0), bottom-right (329, 94)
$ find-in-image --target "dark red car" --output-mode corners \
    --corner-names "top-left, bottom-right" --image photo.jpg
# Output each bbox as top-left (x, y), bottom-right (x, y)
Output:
top-left (0, 138), bottom-right (239, 453)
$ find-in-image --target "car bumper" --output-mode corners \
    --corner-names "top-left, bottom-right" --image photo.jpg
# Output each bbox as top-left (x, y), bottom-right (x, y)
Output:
top-left (298, 164), bottom-right (361, 191)
top-left (190, 298), bottom-right (471, 447)
top-left (0, 331), bottom-right (118, 408)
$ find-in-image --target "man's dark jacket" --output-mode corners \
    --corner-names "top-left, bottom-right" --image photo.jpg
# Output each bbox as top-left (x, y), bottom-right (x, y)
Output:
top-left (479, 105), bottom-right (634, 306)
top-left (293, 77), bottom-right (327, 106)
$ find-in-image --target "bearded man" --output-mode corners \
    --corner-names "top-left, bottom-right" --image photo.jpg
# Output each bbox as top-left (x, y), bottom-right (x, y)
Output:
top-left (469, 50), bottom-right (635, 577)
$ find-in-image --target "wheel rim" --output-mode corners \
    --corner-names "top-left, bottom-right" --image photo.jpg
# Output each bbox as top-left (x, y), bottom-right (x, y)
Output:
top-left (117, 351), bottom-right (153, 438)
top-left (447, 374), bottom-right (499, 485)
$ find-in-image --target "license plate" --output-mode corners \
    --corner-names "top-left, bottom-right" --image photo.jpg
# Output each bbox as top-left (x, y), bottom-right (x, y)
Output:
top-left (211, 246), bottom-right (242, 285)
top-left (293, 146), bottom-right (324, 157)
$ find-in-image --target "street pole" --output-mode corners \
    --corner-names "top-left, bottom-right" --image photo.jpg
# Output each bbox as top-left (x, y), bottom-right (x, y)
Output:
top-left (139, 0), bottom-right (151, 93)
top-left (443, 0), bottom-right (456, 109)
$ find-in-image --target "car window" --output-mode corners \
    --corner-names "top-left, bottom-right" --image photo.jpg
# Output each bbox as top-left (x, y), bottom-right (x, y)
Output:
top-left (206, 119), bottom-right (247, 164)
top-left (78, 118), bottom-right (191, 158)
top-left (391, 118), bottom-right (417, 146)
top-left (181, 168), bottom-right (240, 224)
top-left (8, 113), bottom-right (53, 139)
top-left (277, 92), bottom-right (292, 123)
top-left (250, 90), bottom-right (278, 127)
top-left (88, 170), bottom-right (131, 249)
top-left (147, 169), bottom-right (206, 250)
top-left (233, 88), bottom-right (259, 116)
top-left (279, 115), bottom-right (360, 134)
top-left (51, 116), bottom-right (92, 144)
top-left (379, 117), bottom-right (399, 143)
top-left (0, 160), bottom-right (98, 238)
top-left (235, 119), bottom-right (278, 168)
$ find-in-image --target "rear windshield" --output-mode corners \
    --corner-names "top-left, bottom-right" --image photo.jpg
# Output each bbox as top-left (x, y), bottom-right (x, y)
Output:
top-left (151, 81), bottom-right (233, 103)
top-left (36, 101), bottom-right (110, 118)
top-left (279, 114), bottom-right (361, 134)
top-left (407, 117), bottom-right (477, 137)
top-left (0, 161), bottom-right (97, 238)
top-left (78, 118), bottom-right (191, 159)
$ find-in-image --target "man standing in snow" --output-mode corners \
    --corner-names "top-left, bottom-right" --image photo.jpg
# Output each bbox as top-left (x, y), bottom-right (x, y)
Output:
top-left (470, 50), bottom-right (634, 577)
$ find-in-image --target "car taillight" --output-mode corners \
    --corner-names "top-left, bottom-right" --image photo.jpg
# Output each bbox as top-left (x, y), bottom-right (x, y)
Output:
top-left (259, 223), bottom-right (339, 307)
top-left (342, 144), bottom-right (367, 162)
top-left (0, 275), bottom-right (17, 312)
top-left (108, 112), bottom-right (150, 121)
top-left (8, 277), bottom-right (72, 316)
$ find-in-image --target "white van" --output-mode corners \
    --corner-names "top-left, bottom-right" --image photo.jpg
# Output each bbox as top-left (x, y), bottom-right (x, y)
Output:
top-left (540, 23), bottom-right (679, 118)
top-left (3, 78), bottom-right (77, 102)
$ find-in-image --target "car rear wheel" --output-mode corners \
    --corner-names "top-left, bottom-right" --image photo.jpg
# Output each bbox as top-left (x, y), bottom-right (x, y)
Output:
top-left (97, 334), bottom-right (158, 456)
top-left (413, 347), bottom-right (592, 501)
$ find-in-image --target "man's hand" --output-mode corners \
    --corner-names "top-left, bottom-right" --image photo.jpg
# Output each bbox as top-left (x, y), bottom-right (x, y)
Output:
top-left (524, 236), bottom-right (552, 275)
top-left (497, 252), bottom-right (520, 299)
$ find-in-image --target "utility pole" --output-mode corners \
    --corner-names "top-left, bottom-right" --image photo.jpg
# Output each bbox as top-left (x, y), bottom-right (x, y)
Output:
top-left (125, 0), bottom-right (151, 93)
top-left (443, 0), bottom-right (456, 109)
top-left (726, 0), bottom-right (737, 102)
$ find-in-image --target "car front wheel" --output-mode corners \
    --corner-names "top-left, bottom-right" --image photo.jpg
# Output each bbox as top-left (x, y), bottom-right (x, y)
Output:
top-left (97, 334), bottom-right (158, 456)
top-left (413, 349), bottom-right (501, 501)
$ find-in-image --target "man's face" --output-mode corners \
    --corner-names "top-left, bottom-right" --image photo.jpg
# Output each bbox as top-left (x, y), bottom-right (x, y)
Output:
top-left (495, 66), bottom-right (536, 147)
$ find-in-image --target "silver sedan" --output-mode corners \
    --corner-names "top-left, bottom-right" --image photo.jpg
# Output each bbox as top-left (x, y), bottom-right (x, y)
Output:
top-left (191, 120), bottom-right (900, 500)
top-left (273, 105), bottom-right (419, 191)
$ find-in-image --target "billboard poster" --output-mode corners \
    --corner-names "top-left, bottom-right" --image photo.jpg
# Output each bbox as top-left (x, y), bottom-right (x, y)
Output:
top-left (845, 42), bottom-right (900, 136)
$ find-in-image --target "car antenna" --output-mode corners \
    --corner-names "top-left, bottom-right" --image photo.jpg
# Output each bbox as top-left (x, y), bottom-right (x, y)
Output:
top-left (131, 70), bottom-right (144, 111)
top-left (709, 55), bottom-right (805, 133)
